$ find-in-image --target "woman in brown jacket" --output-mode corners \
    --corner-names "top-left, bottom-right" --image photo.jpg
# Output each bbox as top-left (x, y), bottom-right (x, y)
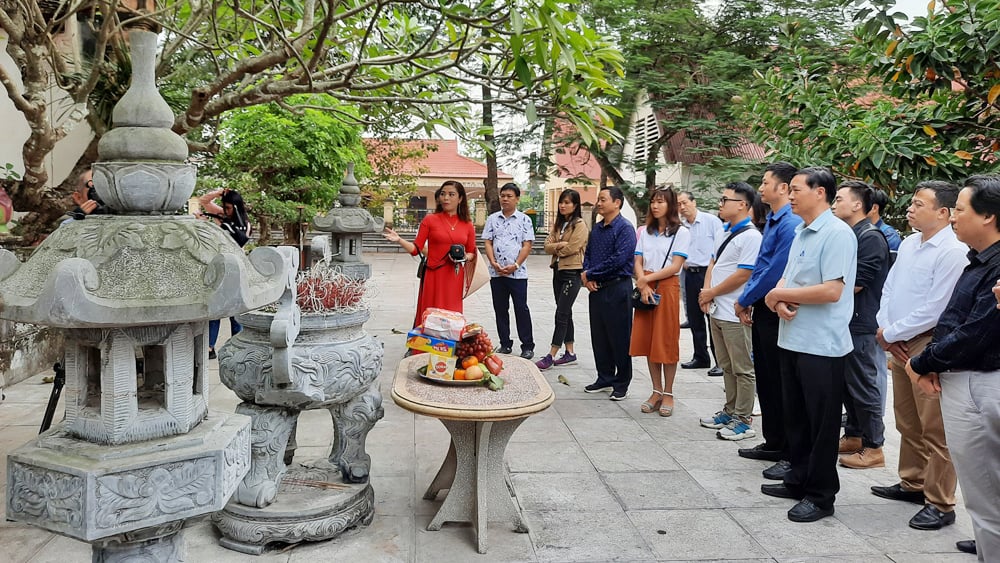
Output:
top-left (536, 189), bottom-right (590, 370)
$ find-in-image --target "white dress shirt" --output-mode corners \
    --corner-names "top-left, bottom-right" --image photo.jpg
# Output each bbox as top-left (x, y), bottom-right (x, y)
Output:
top-left (877, 225), bottom-right (969, 343)
top-left (681, 210), bottom-right (724, 267)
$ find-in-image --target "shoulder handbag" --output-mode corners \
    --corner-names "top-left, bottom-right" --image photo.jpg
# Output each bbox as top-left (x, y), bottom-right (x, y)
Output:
top-left (631, 231), bottom-right (676, 310)
top-left (416, 251), bottom-right (427, 279)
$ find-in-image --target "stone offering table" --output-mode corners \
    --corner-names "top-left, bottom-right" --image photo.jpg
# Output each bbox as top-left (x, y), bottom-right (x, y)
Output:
top-left (391, 354), bottom-right (554, 554)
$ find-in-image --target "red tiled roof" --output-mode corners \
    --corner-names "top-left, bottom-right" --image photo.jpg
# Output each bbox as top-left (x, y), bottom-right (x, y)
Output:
top-left (366, 139), bottom-right (513, 180)
top-left (554, 143), bottom-right (603, 181)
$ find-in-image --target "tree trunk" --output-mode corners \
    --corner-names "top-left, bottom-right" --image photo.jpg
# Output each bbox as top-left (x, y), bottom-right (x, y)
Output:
top-left (482, 82), bottom-right (499, 215)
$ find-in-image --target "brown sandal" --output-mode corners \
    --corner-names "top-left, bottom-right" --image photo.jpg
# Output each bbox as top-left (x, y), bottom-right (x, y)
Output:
top-left (641, 391), bottom-right (663, 414)
top-left (659, 392), bottom-right (675, 417)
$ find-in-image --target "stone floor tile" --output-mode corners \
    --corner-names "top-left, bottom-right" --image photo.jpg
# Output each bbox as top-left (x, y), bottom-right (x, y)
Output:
top-left (287, 515), bottom-right (413, 563)
top-left (579, 440), bottom-right (681, 473)
top-left (1, 525), bottom-right (60, 563)
top-left (553, 398), bottom-right (631, 419)
top-left (506, 440), bottom-right (594, 473)
top-left (627, 508), bottom-right (771, 561)
top-left (24, 533), bottom-right (89, 563)
top-left (835, 504), bottom-right (975, 554)
top-left (658, 437), bottom-right (750, 471)
top-left (885, 554), bottom-right (972, 563)
top-left (689, 469), bottom-right (797, 509)
top-left (373, 475), bottom-right (415, 517)
top-left (563, 417), bottom-right (653, 443)
top-left (776, 557), bottom-right (892, 563)
top-left (414, 513), bottom-right (534, 562)
top-left (728, 507), bottom-right (878, 558)
top-left (507, 413), bottom-right (575, 443)
top-left (510, 472), bottom-right (621, 512)
top-left (523, 510), bottom-right (652, 562)
top-left (602, 470), bottom-right (720, 510)
top-left (368, 440), bottom-right (417, 477)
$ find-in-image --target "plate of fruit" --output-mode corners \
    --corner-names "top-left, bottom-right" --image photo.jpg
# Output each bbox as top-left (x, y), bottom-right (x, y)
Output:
top-left (415, 363), bottom-right (483, 386)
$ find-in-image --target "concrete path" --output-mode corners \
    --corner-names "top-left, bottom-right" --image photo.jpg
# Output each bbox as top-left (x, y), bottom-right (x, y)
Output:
top-left (0, 253), bottom-right (976, 562)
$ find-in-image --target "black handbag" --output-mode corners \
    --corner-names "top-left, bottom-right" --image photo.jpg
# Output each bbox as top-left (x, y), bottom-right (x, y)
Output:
top-left (416, 252), bottom-right (427, 279)
top-left (631, 231), bottom-right (676, 310)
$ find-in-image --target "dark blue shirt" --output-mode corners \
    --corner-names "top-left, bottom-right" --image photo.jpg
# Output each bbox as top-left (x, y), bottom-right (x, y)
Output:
top-left (583, 214), bottom-right (636, 281)
top-left (910, 240), bottom-right (1000, 375)
top-left (876, 219), bottom-right (902, 251)
top-left (738, 203), bottom-right (802, 308)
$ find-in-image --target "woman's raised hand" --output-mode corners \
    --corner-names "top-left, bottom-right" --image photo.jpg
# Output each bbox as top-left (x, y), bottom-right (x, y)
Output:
top-left (382, 227), bottom-right (401, 243)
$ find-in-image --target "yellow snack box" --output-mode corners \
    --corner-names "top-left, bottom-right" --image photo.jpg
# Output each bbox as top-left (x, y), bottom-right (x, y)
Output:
top-left (406, 329), bottom-right (457, 357)
top-left (427, 354), bottom-right (457, 380)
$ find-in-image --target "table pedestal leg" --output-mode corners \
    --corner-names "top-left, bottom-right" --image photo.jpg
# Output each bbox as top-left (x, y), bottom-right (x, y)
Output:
top-left (425, 418), bottom-right (528, 553)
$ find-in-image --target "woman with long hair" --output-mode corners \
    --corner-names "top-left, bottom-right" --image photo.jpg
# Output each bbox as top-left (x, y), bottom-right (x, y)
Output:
top-left (198, 188), bottom-right (252, 358)
top-left (535, 189), bottom-right (589, 370)
top-left (629, 186), bottom-right (690, 416)
top-left (383, 180), bottom-right (477, 327)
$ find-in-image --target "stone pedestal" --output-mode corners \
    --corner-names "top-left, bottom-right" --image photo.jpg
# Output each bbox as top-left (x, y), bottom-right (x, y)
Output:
top-left (214, 309), bottom-right (384, 553)
top-left (213, 462), bottom-right (374, 555)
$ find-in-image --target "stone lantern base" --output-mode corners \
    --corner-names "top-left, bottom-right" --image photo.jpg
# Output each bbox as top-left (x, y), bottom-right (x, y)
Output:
top-left (6, 411), bottom-right (251, 552)
top-left (212, 460), bottom-right (374, 555)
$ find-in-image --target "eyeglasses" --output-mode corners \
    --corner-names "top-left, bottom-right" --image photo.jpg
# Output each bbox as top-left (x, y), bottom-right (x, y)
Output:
top-left (719, 196), bottom-right (744, 205)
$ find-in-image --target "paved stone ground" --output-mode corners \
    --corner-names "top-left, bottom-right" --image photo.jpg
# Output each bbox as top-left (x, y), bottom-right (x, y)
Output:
top-left (0, 253), bottom-right (977, 562)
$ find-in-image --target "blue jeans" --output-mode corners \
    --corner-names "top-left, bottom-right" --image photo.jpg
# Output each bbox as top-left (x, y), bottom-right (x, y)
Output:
top-left (209, 317), bottom-right (243, 349)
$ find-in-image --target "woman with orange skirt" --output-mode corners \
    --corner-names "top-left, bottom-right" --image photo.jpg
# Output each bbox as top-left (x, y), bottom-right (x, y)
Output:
top-left (382, 180), bottom-right (477, 327)
top-left (630, 186), bottom-right (690, 416)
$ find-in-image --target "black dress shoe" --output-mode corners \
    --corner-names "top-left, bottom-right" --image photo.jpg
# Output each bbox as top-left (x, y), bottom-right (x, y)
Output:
top-left (870, 483), bottom-right (926, 505)
top-left (761, 483), bottom-right (804, 500)
top-left (788, 499), bottom-right (834, 522)
top-left (681, 359), bottom-right (710, 369)
top-left (707, 365), bottom-right (723, 377)
top-left (762, 459), bottom-right (792, 481)
top-left (497, 346), bottom-right (513, 354)
top-left (208, 349), bottom-right (217, 359)
top-left (956, 540), bottom-right (977, 555)
top-left (519, 348), bottom-right (534, 359)
top-left (909, 504), bottom-right (956, 530)
top-left (738, 443), bottom-right (784, 462)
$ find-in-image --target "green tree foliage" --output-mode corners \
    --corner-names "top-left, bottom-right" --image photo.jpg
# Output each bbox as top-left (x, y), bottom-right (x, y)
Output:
top-left (204, 95), bottom-right (367, 244)
top-left (1, 1), bottom-right (623, 240)
top-left (574, 0), bottom-right (851, 212)
top-left (740, 0), bottom-right (1000, 218)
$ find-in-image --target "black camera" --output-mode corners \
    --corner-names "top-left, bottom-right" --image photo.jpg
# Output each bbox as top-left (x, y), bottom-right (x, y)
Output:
top-left (87, 185), bottom-right (105, 209)
top-left (448, 244), bottom-right (466, 263)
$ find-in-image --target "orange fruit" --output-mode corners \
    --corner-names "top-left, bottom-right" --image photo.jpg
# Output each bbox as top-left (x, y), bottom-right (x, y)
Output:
top-left (454, 369), bottom-right (466, 380)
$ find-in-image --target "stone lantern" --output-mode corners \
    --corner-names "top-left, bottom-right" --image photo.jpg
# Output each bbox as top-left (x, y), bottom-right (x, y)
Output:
top-left (1, 30), bottom-right (288, 561)
top-left (312, 163), bottom-right (384, 278)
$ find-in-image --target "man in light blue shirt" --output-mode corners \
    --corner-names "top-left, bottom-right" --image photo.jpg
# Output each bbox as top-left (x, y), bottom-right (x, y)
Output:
top-left (762, 167), bottom-right (857, 524)
top-left (677, 191), bottom-right (724, 372)
top-left (483, 183), bottom-right (535, 358)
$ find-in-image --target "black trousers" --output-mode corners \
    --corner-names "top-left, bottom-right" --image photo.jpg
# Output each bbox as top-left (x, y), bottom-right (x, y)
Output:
top-left (588, 277), bottom-right (632, 393)
top-left (550, 269), bottom-right (583, 348)
top-left (751, 302), bottom-right (786, 455)
top-left (780, 350), bottom-right (845, 511)
top-left (682, 268), bottom-right (715, 364)
top-left (490, 277), bottom-right (534, 350)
